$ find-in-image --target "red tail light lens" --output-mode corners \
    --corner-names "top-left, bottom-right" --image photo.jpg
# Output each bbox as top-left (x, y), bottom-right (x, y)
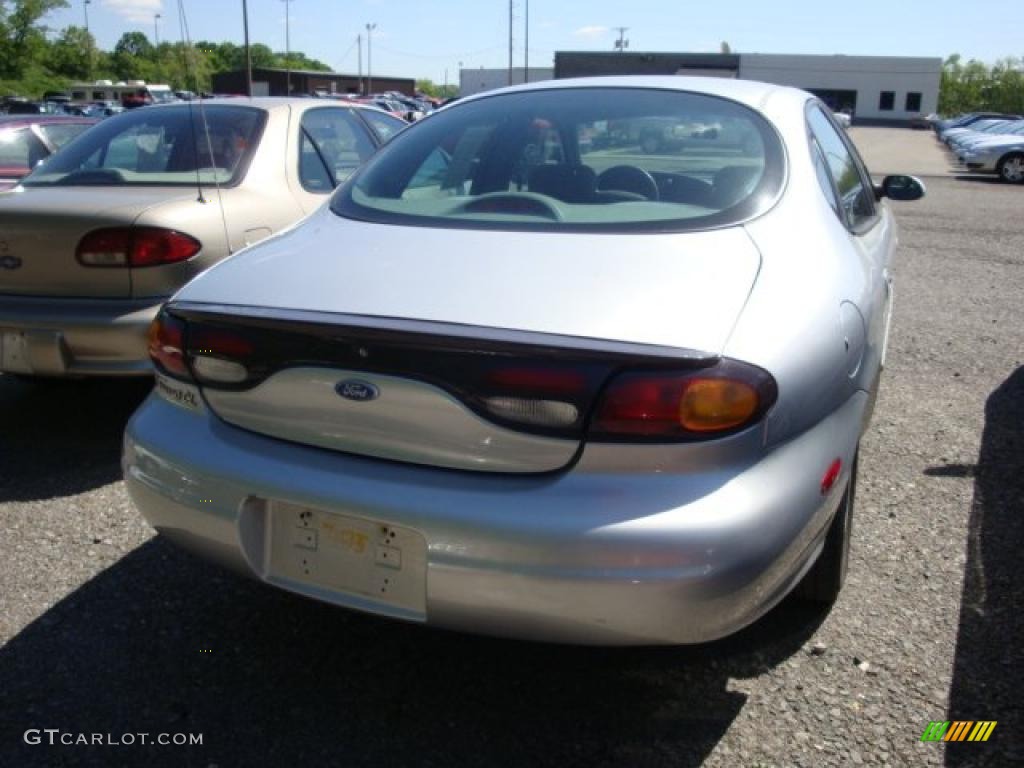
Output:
top-left (590, 361), bottom-right (776, 441)
top-left (147, 310), bottom-right (190, 379)
top-left (77, 227), bottom-right (201, 268)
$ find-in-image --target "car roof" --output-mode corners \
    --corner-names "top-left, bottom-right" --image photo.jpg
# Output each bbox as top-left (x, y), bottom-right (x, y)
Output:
top-left (0, 114), bottom-right (97, 128)
top-left (455, 75), bottom-right (810, 112)
top-left (142, 96), bottom-right (376, 114)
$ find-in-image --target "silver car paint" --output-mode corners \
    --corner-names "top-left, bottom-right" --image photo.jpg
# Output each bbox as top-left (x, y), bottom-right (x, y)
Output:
top-left (124, 385), bottom-right (864, 645)
top-left (174, 209), bottom-right (762, 355)
top-left (124, 77), bottom-right (902, 643)
top-left (204, 366), bottom-right (580, 473)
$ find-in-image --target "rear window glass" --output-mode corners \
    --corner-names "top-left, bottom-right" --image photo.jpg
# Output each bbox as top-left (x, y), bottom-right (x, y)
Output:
top-left (22, 105), bottom-right (265, 187)
top-left (332, 87), bottom-right (784, 232)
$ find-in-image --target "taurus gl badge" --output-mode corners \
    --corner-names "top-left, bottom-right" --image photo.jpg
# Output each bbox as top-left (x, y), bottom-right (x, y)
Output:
top-left (335, 379), bottom-right (380, 402)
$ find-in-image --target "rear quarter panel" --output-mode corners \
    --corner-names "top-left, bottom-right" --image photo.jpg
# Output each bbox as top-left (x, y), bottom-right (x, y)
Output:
top-left (130, 105), bottom-right (306, 299)
top-left (727, 90), bottom-right (891, 447)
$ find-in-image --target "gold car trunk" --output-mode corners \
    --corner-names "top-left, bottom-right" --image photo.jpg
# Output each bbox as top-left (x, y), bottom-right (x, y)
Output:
top-left (0, 187), bottom-right (192, 298)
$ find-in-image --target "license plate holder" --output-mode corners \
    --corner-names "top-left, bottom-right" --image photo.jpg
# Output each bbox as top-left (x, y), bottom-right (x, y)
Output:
top-left (265, 500), bottom-right (427, 618)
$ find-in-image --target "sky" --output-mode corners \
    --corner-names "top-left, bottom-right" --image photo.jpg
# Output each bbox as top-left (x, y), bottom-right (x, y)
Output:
top-left (43, 0), bottom-right (1024, 86)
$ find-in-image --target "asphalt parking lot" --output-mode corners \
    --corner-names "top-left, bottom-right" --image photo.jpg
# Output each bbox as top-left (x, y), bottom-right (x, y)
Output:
top-left (1, 128), bottom-right (1021, 767)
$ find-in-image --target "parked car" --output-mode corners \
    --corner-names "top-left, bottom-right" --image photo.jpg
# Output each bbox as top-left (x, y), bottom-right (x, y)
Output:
top-left (958, 136), bottom-right (1024, 183)
top-left (948, 119), bottom-right (1024, 152)
top-left (0, 98), bottom-right (405, 377)
top-left (936, 112), bottom-right (1021, 140)
top-left (832, 110), bottom-right (852, 129)
top-left (124, 77), bottom-right (924, 645)
top-left (0, 115), bottom-right (97, 190)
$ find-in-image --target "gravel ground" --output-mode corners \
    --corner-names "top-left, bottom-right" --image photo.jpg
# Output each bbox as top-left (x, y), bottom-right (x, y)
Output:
top-left (1, 176), bottom-right (1021, 767)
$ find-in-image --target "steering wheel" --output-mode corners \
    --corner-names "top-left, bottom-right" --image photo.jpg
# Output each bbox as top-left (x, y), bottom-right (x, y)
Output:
top-left (596, 165), bottom-right (659, 201)
top-left (459, 192), bottom-right (563, 221)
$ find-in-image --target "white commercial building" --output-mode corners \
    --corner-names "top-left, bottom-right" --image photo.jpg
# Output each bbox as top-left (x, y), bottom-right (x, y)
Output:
top-left (738, 54), bottom-right (941, 121)
top-left (459, 68), bottom-right (555, 98)
top-left (461, 53), bottom-right (942, 124)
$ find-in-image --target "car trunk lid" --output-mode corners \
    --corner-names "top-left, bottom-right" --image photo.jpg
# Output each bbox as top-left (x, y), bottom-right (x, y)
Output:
top-left (0, 186), bottom-right (194, 298)
top-left (171, 215), bottom-right (761, 473)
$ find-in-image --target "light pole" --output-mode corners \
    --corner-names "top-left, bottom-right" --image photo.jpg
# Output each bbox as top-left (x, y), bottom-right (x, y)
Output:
top-left (366, 23), bottom-right (376, 95)
top-left (242, 0), bottom-right (253, 96)
top-left (357, 34), bottom-right (363, 95)
top-left (154, 13), bottom-right (161, 46)
top-left (524, 0), bottom-right (529, 83)
top-left (282, 0), bottom-right (295, 95)
top-left (83, 0), bottom-right (91, 32)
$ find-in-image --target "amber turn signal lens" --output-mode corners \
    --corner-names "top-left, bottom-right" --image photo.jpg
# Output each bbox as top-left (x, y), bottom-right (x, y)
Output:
top-left (678, 379), bottom-right (759, 432)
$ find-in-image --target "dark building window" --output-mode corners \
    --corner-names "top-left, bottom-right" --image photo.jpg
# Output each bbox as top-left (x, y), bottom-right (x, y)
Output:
top-left (879, 91), bottom-right (895, 111)
top-left (905, 92), bottom-right (922, 112)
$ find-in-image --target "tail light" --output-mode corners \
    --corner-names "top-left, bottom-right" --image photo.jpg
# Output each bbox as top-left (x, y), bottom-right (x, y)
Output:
top-left (77, 227), bottom-right (201, 267)
top-left (147, 310), bottom-right (190, 379)
top-left (187, 326), bottom-right (254, 385)
top-left (590, 361), bottom-right (777, 441)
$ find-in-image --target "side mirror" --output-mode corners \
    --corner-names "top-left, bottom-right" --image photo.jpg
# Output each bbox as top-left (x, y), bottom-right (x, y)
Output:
top-left (874, 174), bottom-right (926, 201)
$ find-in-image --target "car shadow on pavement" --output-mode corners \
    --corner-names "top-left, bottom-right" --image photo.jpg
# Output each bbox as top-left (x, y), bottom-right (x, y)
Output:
top-left (935, 366), bottom-right (1023, 766)
top-left (0, 535), bottom-right (826, 767)
top-left (0, 375), bottom-right (151, 502)
top-left (949, 174), bottom-right (1008, 186)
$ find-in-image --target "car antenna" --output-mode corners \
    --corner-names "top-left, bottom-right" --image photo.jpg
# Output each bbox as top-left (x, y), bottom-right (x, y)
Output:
top-left (176, 0), bottom-right (232, 255)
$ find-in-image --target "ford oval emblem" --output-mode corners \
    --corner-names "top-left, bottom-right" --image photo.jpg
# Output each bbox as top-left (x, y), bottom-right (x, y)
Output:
top-left (0, 255), bottom-right (22, 270)
top-left (335, 379), bottom-right (379, 402)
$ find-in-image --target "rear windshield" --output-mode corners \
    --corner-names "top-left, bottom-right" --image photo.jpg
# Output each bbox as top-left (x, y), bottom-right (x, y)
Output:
top-left (22, 105), bottom-right (265, 187)
top-left (332, 87), bottom-right (785, 233)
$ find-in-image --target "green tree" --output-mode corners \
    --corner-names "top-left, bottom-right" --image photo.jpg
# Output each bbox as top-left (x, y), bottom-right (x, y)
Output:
top-left (111, 30), bottom-right (155, 80)
top-left (48, 24), bottom-right (96, 79)
top-left (0, 0), bottom-right (69, 78)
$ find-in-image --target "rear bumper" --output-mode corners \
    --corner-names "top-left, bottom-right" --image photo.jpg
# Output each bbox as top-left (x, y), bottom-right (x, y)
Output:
top-left (0, 295), bottom-right (161, 376)
top-left (123, 388), bottom-right (867, 645)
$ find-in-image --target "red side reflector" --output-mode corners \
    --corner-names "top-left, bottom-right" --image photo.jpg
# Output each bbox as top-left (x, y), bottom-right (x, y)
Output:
top-left (820, 458), bottom-right (842, 495)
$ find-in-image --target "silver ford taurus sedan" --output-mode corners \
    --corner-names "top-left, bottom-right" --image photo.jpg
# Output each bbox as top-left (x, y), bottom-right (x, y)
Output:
top-left (124, 77), bottom-right (924, 645)
top-left (0, 98), bottom-right (403, 377)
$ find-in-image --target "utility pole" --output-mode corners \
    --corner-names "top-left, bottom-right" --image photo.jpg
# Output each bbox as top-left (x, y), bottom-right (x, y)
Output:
top-left (282, 0), bottom-right (295, 95)
top-left (366, 23), bottom-right (376, 95)
top-left (153, 13), bottom-right (161, 46)
top-left (242, 0), bottom-right (253, 96)
top-left (357, 34), bottom-right (363, 95)
top-left (83, 0), bottom-right (91, 32)
top-left (508, 0), bottom-right (513, 85)
top-left (614, 27), bottom-right (629, 52)
top-left (524, 0), bottom-right (530, 83)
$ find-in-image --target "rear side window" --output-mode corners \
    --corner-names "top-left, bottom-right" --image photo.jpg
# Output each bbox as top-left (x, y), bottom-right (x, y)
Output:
top-left (22, 106), bottom-right (265, 187)
top-left (0, 128), bottom-right (46, 176)
top-left (333, 87), bottom-right (785, 233)
top-left (298, 108), bottom-right (376, 192)
top-left (807, 105), bottom-right (876, 230)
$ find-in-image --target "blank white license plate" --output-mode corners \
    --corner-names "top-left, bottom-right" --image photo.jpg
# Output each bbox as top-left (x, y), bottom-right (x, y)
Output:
top-left (266, 501), bottom-right (427, 617)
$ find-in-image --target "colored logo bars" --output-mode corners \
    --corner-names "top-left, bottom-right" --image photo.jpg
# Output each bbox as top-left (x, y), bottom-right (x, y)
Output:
top-left (921, 721), bottom-right (997, 742)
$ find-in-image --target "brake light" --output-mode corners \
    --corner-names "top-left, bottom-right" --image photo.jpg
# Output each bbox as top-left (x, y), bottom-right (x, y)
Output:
top-left (77, 227), bottom-right (201, 267)
top-left (590, 361), bottom-right (776, 440)
top-left (147, 310), bottom-right (190, 379)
